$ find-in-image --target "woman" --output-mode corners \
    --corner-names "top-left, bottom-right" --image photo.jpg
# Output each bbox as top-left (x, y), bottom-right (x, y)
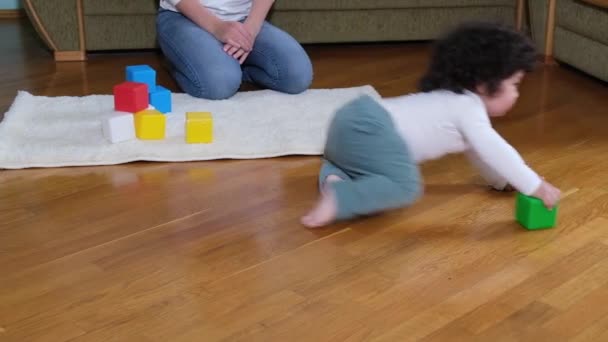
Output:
top-left (156, 0), bottom-right (313, 100)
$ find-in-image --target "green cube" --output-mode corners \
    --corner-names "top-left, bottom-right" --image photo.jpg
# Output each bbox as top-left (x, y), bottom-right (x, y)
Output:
top-left (515, 192), bottom-right (558, 230)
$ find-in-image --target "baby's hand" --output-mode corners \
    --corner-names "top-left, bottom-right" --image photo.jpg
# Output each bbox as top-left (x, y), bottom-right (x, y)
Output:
top-left (492, 183), bottom-right (515, 192)
top-left (502, 184), bottom-right (516, 192)
top-left (532, 180), bottom-right (561, 209)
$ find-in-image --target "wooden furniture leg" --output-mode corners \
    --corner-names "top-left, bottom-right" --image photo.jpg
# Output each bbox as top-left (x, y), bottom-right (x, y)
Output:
top-left (54, 0), bottom-right (86, 61)
top-left (516, 0), bottom-right (525, 30)
top-left (24, 0), bottom-right (87, 62)
top-left (543, 0), bottom-right (557, 64)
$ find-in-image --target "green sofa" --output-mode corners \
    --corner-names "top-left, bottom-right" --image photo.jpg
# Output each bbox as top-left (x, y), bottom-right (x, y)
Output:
top-left (23, 0), bottom-right (608, 82)
top-left (24, 0), bottom-right (519, 61)
top-left (528, 0), bottom-right (608, 82)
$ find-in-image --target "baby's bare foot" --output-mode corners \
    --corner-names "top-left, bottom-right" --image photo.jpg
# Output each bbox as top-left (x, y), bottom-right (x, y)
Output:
top-left (301, 189), bottom-right (338, 228)
top-left (323, 174), bottom-right (342, 191)
top-left (301, 174), bottom-right (343, 228)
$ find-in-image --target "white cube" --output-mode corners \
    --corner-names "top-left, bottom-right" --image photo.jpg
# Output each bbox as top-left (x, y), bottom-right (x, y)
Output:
top-left (102, 113), bottom-right (135, 143)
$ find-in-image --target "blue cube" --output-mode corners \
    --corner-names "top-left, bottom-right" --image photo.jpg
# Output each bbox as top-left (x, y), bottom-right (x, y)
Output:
top-left (126, 65), bottom-right (156, 91)
top-left (150, 86), bottom-right (172, 114)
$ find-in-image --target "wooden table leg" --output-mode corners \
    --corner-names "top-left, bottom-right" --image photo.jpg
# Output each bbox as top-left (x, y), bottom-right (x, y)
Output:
top-left (543, 0), bottom-right (557, 64)
top-left (516, 0), bottom-right (525, 30)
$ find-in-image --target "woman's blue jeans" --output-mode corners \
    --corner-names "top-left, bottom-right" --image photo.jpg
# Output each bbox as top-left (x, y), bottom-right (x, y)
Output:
top-left (156, 9), bottom-right (314, 100)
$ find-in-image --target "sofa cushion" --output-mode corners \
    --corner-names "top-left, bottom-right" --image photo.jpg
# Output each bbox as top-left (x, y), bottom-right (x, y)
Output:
top-left (84, 0), bottom-right (158, 15)
top-left (85, 15), bottom-right (158, 50)
top-left (579, 0), bottom-right (608, 8)
top-left (84, 0), bottom-right (514, 15)
top-left (270, 6), bottom-right (514, 43)
top-left (558, 0), bottom-right (608, 45)
top-left (554, 27), bottom-right (608, 82)
top-left (273, 0), bottom-right (514, 11)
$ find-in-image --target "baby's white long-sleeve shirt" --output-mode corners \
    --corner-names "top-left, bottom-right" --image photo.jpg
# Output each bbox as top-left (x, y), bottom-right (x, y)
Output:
top-left (380, 90), bottom-right (542, 195)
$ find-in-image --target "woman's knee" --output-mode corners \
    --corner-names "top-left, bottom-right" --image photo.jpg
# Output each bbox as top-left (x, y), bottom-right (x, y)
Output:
top-left (284, 56), bottom-right (313, 94)
top-left (280, 57), bottom-right (313, 94)
top-left (186, 66), bottom-right (242, 100)
top-left (258, 23), bottom-right (313, 94)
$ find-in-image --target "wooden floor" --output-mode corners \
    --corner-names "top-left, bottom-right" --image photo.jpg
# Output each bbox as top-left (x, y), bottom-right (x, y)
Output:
top-left (2, 17), bottom-right (608, 342)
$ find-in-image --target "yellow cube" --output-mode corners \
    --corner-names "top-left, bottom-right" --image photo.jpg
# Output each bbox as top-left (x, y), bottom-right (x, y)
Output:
top-left (134, 109), bottom-right (166, 140)
top-left (186, 112), bottom-right (213, 143)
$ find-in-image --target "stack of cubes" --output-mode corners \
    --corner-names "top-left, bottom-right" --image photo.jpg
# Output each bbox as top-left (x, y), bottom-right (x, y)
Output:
top-left (103, 65), bottom-right (171, 143)
top-left (102, 64), bottom-right (213, 144)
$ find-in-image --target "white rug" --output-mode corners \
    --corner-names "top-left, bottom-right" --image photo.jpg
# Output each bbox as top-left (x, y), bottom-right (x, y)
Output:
top-left (0, 86), bottom-right (380, 169)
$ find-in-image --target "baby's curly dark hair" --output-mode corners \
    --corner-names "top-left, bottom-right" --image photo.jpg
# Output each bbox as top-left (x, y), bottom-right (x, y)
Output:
top-left (419, 21), bottom-right (537, 96)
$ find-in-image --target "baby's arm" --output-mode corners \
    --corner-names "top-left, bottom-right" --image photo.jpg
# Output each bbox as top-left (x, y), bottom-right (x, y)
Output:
top-left (459, 111), bottom-right (542, 196)
top-left (464, 149), bottom-right (510, 191)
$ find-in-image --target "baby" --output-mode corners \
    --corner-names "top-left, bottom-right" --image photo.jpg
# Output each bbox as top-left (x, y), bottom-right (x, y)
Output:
top-left (301, 21), bottom-right (561, 228)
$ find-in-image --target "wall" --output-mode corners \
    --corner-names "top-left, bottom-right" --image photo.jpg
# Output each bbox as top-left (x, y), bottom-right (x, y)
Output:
top-left (0, 0), bottom-right (21, 10)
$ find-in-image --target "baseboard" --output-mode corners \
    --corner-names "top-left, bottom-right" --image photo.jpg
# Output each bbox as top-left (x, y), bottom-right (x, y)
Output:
top-left (0, 9), bottom-right (25, 19)
top-left (54, 51), bottom-right (87, 62)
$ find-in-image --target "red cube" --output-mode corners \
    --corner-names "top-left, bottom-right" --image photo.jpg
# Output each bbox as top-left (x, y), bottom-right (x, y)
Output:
top-left (113, 82), bottom-right (149, 113)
